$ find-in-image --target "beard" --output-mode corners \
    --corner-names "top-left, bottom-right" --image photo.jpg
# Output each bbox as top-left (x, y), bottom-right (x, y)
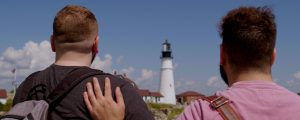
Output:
top-left (91, 53), bottom-right (97, 64)
top-left (219, 65), bottom-right (229, 86)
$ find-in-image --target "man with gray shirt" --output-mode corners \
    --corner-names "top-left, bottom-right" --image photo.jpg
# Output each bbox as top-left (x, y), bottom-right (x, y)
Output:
top-left (13, 5), bottom-right (153, 120)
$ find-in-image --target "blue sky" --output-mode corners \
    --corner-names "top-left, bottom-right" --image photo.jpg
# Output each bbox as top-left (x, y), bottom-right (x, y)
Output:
top-left (0, 0), bottom-right (300, 95)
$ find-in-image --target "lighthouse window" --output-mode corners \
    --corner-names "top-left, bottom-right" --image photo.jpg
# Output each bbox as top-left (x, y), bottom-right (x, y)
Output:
top-left (167, 45), bottom-right (171, 51)
top-left (163, 45), bottom-right (167, 51)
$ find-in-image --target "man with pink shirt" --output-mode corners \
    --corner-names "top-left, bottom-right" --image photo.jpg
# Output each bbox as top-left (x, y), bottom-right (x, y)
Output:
top-left (177, 6), bottom-right (300, 120)
top-left (178, 80), bottom-right (300, 120)
top-left (83, 6), bottom-right (300, 120)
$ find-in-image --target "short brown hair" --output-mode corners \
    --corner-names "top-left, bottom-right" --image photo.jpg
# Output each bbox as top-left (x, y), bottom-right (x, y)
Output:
top-left (53, 5), bottom-right (98, 53)
top-left (219, 6), bottom-right (276, 72)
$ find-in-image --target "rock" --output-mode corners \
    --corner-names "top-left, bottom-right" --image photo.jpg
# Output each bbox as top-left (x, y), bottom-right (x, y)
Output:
top-left (149, 107), bottom-right (168, 120)
top-left (148, 104), bottom-right (183, 120)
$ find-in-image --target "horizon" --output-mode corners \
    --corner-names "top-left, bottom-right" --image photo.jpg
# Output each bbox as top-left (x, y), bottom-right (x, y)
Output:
top-left (0, 0), bottom-right (300, 95)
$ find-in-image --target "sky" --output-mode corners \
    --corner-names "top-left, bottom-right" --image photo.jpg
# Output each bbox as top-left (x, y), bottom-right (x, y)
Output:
top-left (0, 0), bottom-right (300, 95)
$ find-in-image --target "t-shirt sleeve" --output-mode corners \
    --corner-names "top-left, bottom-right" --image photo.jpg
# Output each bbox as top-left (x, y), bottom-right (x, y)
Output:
top-left (13, 78), bottom-right (32, 105)
top-left (177, 99), bottom-right (221, 120)
top-left (176, 100), bottom-right (204, 120)
top-left (120, 83), bottom-right (154, 120)
top-left (13, 83), bottom-right (25, 105)
top-left (13, 71), bottom-right (40, 106)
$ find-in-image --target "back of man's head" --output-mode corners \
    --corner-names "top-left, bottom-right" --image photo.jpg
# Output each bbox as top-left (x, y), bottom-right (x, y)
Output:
top-left (219, 6), bottom-right (276, 73)
top-left (52, 5), bottom-right (98, 53)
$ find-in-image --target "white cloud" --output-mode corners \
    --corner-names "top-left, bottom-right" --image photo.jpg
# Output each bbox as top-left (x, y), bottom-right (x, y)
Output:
top-left (273, 78), bottom-right (280, 83)
top-left (283, 79), bottom-right (300, 93)
top-left (134, 69), bottom-right (159, 91)
top-left (0, 40), bottom-right (114, 90)
top-left (207, 76), bottom-right (218, 86)
top-left (175, 81), bottom-right (182, 88)
top-left (173, 62), bottom-right (179, 70)
top-left (116, 56), bottom-right (124, 64)
top-left (294, 71), bottom-right (300, 79)
top-left (91, 54), bottom-right (113, 72)
top-left (137, 69), bottom-right (157, 81)
top-left (207, 76), bottom-right (226, 88)
top-left (0, 79), bottom-right (13, 86)
top-left (286, 79), bottom-right (295, 86)
top-left (185, 80), bottom-right (196, 86)
top-left (120, 67), bottom-right (135, 77)
top-left (0, 40), bottom-right (55, 90)
top-left (0, 40), bottom-right (54, 79)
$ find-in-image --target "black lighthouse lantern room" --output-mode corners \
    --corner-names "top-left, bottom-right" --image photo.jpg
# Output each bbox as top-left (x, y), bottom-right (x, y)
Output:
top-left (161, 40), bottom-right (173, 59)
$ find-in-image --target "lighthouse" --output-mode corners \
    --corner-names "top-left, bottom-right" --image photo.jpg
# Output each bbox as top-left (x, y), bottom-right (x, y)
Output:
top-left (159, 40), bottom-right (176, 105)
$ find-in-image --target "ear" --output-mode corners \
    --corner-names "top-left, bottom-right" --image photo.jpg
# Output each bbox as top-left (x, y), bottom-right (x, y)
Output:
top-left (92, 36), bottom-right (99, 54)
top-left (271, 48), bottom-right (277, 65)
top-left (51, 35), bottom-right (56, 52)
top-left (220, 44), bottom-right (226, 65)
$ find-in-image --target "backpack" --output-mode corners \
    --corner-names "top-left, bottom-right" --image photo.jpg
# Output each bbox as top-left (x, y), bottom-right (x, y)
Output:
top-left (0, 68), bottom-right (104, 120)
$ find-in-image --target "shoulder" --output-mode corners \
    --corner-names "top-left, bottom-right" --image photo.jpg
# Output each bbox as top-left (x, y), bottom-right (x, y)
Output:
top-left (177, 98), bottom-right (221, 120)
top-left (13, 71), bottom-right (41, 105)
top-left (21, 71), bottom-right (41, 85)
top-left (67, 70), bottom-right (154, 119)
top-left (96, 74), bottom-right (153, 119)
top-left (16, 71), bottom-right (41, 91)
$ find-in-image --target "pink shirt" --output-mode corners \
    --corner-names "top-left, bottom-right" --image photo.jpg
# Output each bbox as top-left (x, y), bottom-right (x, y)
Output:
top-left (177, 81), bottom-right (300, 120)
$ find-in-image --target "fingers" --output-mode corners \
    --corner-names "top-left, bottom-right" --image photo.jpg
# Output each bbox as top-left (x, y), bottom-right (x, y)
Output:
top-left (104, 77), bottom-right (113, 100)
top-left (92, 77), bottom-right (103, 99)
top-left (83, 92), bottom-right (93, 112)
top-left (86, 82), bottom-right (97, 105)
top-left (83, 77), bottom-right (126, 120)
top-left (115, 87), bottom-right (125, 109)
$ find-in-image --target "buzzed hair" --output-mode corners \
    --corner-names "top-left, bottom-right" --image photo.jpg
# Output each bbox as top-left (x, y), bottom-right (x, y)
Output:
top-left (53, 5), bottom-right (98, 53)
top-left (219, 6), bottom-right (276, 73)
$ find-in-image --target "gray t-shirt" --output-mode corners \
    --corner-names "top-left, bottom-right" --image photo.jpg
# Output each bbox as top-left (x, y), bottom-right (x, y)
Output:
top-left (13, 64), bottom-right (154, 120)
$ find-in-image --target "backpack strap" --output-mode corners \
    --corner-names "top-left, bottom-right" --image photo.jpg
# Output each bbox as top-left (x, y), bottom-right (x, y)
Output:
top-left (203, 96), bottom-right (241, 120)
top-left (46, 67), bottom-right (105, 109)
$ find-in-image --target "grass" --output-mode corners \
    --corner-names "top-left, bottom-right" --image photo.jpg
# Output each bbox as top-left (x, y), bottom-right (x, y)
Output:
top-left (148, 103), bottom-right (173, 109)
top-left (147, 103), bottom-right (184, 120)
top-left (168, 108), bottom-right (184, 120)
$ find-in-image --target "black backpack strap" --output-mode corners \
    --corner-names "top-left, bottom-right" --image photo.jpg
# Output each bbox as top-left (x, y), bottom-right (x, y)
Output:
top-left (202, 95), bottom-right (241, 120)
top-left (46, 67), bottom-right (105, 108)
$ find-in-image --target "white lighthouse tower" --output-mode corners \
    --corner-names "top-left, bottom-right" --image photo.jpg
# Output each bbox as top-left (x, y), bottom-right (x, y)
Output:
top-left (159, 40), bottom-right (176, 105)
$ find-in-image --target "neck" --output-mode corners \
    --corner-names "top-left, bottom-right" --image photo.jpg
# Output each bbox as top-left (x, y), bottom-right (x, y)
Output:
top-left (228, 70), bottom-right (273, 86)
top-left (55, 51), bottom-right (93, 67)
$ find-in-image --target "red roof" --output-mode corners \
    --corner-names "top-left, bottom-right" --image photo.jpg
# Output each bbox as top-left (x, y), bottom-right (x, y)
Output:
top-left (138, 89), bottom-right (150, 96)
top-left (0, 89), bottom-right (7, 98)
top-left (150, 92), bottom-right (163, 97)
top-left (137, 89), bottom-right (163, 97)
top-left (177, 91), bottom-right (205, 97)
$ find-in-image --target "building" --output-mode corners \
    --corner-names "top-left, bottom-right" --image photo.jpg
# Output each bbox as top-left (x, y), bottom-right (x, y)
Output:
top-left (137, 89), bottom-right (163, 103)
top-left (159, 40), bottom-right (176, 105)
top-left (0, 89), bottom-right (7, 104)
top-left (176, 91), bottom-right (205, 105)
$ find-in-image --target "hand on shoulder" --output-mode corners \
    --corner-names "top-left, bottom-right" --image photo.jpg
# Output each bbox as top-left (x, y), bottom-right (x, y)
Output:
top-left (83, 77), bottom-right (125, 120)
